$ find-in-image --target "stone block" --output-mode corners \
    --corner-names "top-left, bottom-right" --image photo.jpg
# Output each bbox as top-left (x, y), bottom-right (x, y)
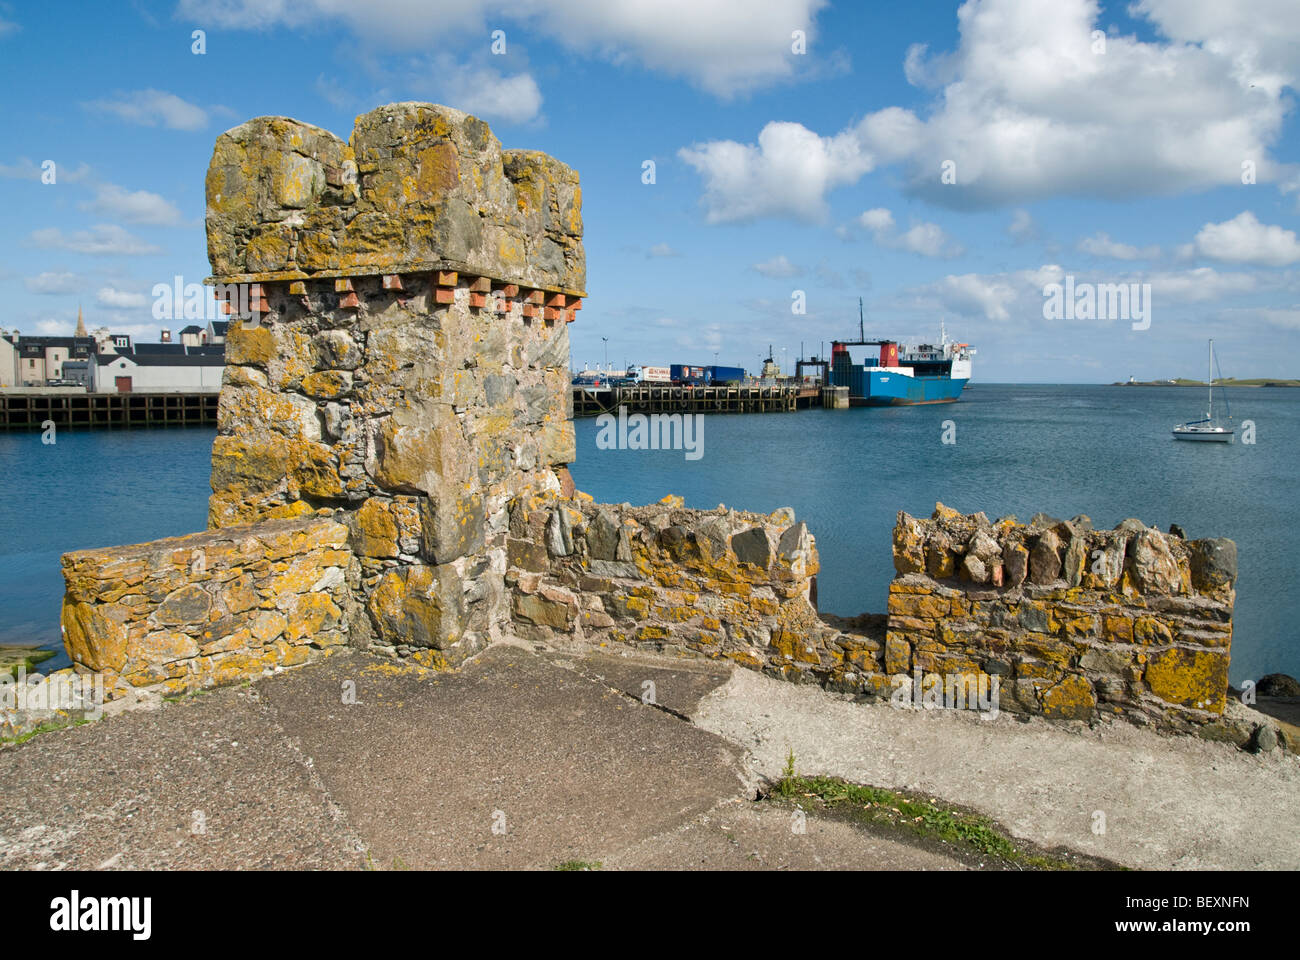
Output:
top-left (420, 489), bottom-right (485, 565)
top-left (367, 563), bottom-right (466, 650)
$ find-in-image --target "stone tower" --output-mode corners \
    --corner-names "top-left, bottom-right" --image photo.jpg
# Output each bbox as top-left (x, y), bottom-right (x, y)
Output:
top-left (204, 102), bottom-right (584, 665)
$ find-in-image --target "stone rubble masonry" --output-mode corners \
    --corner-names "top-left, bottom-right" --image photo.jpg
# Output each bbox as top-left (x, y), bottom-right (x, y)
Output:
top-left (58, 102), bottom-right (584, 692)
top-left (506, 494), bottom-right (887, 685)
top-left (205, 102), bottom-right (583, 668)
top-left (205, 102), bottom-right (584, 292)
top-left (504, 494), bottom-right (1249, 743)
top-left (59, 517), bottom-right (354, 704)
top-left (885, 503), bottom-right (1238, 735)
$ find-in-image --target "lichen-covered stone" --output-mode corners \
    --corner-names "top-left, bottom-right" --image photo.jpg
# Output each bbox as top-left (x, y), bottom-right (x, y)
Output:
top-left (59, 517), bottom-right (352, 701)
top-left (206, 103), bottom-right (584, 293)
top-left (884, 506), bottom-right (1235, 733)
top-left (367, 563), bottom-right (465, 650)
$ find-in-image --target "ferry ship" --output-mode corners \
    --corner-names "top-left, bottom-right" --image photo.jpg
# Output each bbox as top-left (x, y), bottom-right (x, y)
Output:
top-left (830, 322), bottom-right (974, 406)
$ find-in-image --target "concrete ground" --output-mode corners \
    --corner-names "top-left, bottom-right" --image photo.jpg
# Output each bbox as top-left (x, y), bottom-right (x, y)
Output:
top-left (1, 643), bottom-right (1294, 870)
top-left (693, 667), bottom-right (1300, 870)
top-left (0, 646), bottom-right (959, 870)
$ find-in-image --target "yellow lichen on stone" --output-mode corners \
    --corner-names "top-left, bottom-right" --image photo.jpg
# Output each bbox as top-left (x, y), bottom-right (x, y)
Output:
top-left (1145, 648), bottom-right (1228, 712)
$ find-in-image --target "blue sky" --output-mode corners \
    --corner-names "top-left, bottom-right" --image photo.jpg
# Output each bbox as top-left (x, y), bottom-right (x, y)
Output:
top-left (1, 0), bottom-right (1298, 381)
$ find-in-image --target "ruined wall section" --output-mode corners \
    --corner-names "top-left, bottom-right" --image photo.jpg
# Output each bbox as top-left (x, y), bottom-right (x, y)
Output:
top-left (886, 504), bottom-right (1237, 733)
top-left (504, 496), bottom-right (887, 680)
top-left (204, 103), bottom-right (585, 666)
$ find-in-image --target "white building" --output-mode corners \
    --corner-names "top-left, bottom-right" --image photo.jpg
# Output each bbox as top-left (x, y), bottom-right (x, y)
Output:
top-left (93, 343), bottom-right (225, 393)
top-left (3, 310), bottom-right (227, 393)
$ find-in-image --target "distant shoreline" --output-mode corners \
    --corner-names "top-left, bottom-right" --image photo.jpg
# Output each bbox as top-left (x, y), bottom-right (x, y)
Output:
top-left (1111, 379), bottom-right (1300, 388)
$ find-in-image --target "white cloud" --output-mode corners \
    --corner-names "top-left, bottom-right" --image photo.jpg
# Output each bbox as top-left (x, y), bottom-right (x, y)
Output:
top-left (96, 286), bottom-right (149, 309)
top-left (439, 65), bottom-right (542, 125)
top-left (0, 17), bottom-right (18, 37)
top-left (1191, 211), bottom-right (1300, 266)
top-left (1131, 0), bottom-right (1300, 94)
top-left (1145, 267), bottom-right (1259, 302)
top-left (855, 0), bottom-right (1295, 207)
top-left (929, 267), bottom-right (1061, 322)
top-left (83, 89), bottom-right (209, 130)
top-left (177, 0), bottom-right (828, 98)
top-left (1219, 306), bottom-right (1300, 331)
top-left (681, 0), bottom-right (1298, 214)
top-left (35, 314), bottom-right (158, 339)
top-left (675, 322), bottom-right (724, 353)
top-left (859, 208), bottom-right (894, 232)
top-left (25, 272), bottom-right (82, 295)
top-left (1078, 232), bottom-right (1161, 260)
top-left (917, 264), bottom-right (1265, 323)
top-left (678, 122), bottom-right (873, 223)
top-left (647, 243), bottom-right (679, 258)
top-left (29, 225), bottom-right (162, 256)
top-left (1008, 209), bottom-right (1037, 242)
top-left (858, 207), bottom-right (960, 257)
top-left (85, 184), bottom-right (185, 226)
top-left (752, 254), bottom-right (802, 278)
top-left (34, 318), bottom-right (72, 335)
top-left (314, 74), bottom-right (354, 110)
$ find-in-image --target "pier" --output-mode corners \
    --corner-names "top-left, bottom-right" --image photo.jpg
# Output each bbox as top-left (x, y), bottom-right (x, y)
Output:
top-left (0, 390), bottom-right (219, 430)
top-left (572, 383), bottom-right (823, 417)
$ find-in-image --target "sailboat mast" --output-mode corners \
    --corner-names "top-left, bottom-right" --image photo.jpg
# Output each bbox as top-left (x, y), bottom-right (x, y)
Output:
top-left (1208, 339), bottom-right (1214, 421)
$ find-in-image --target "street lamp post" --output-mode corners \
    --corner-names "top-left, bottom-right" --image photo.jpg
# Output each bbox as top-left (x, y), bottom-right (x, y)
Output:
top-left (601, 336), bottom-right (608, 371)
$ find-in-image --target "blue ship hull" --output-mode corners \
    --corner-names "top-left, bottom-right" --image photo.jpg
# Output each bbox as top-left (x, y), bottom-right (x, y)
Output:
top-left (850, 369), bottom-right (968, 405)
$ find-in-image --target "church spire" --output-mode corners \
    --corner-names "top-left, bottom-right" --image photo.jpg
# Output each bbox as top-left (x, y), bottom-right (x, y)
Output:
top-left (75, 303), bottom-right (87, 338)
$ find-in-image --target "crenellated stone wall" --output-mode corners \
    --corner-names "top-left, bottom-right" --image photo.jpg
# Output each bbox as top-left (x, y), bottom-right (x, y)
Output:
top-left (59, 102), bottom-right (585, 692)
top-left (205, 102), bottom-right (584, 292)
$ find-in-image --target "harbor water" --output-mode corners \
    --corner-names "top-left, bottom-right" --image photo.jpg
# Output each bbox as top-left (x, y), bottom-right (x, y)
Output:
top-left (1, 384), bottom-right (1294, 684)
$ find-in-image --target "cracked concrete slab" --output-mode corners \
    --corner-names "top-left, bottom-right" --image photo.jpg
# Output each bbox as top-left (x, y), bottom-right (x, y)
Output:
top-left (13, 640), bottom-right (1274, 871)
top-left (542, 649), bottom-right (734, 718)
top-left (255, 646), bottom-right (751, 869)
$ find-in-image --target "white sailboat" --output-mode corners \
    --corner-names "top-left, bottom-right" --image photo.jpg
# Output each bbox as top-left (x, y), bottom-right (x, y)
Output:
top-left (1173, 339), bottom-right (1233, 442)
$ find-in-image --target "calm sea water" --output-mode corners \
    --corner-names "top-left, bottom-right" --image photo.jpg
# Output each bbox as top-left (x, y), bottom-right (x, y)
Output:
top-left (1, 385), bottom-right (1295, 683)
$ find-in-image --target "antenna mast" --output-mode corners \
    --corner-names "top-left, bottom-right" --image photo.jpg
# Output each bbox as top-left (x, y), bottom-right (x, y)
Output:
top-left (859, 297), bottom-right (864, 342)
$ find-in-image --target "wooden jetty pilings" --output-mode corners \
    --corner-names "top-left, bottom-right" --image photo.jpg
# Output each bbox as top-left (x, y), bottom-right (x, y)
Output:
top-left (572, 384), bottom-right (818, 417)
top-left (0, 391), bottom-right (219, 430)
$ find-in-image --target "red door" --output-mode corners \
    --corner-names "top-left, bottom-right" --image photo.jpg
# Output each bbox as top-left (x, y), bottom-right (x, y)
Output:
top-left (116, 376), bottom-right (133, 393)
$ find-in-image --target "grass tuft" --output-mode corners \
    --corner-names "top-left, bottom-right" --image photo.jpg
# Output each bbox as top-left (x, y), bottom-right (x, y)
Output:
top-left (772, 772), bottom-right (1079, 870)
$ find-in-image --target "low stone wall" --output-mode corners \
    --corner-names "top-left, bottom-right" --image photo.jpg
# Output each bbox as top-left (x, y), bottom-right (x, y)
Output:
top-left (505, 495), bottom-right (886, 680)
top-left (885, 504), bottom-right (1237, 733)
top-left (60, 516), bottom-right (355, 704)
top-left (503, 496), bottom-right (1244, 739)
